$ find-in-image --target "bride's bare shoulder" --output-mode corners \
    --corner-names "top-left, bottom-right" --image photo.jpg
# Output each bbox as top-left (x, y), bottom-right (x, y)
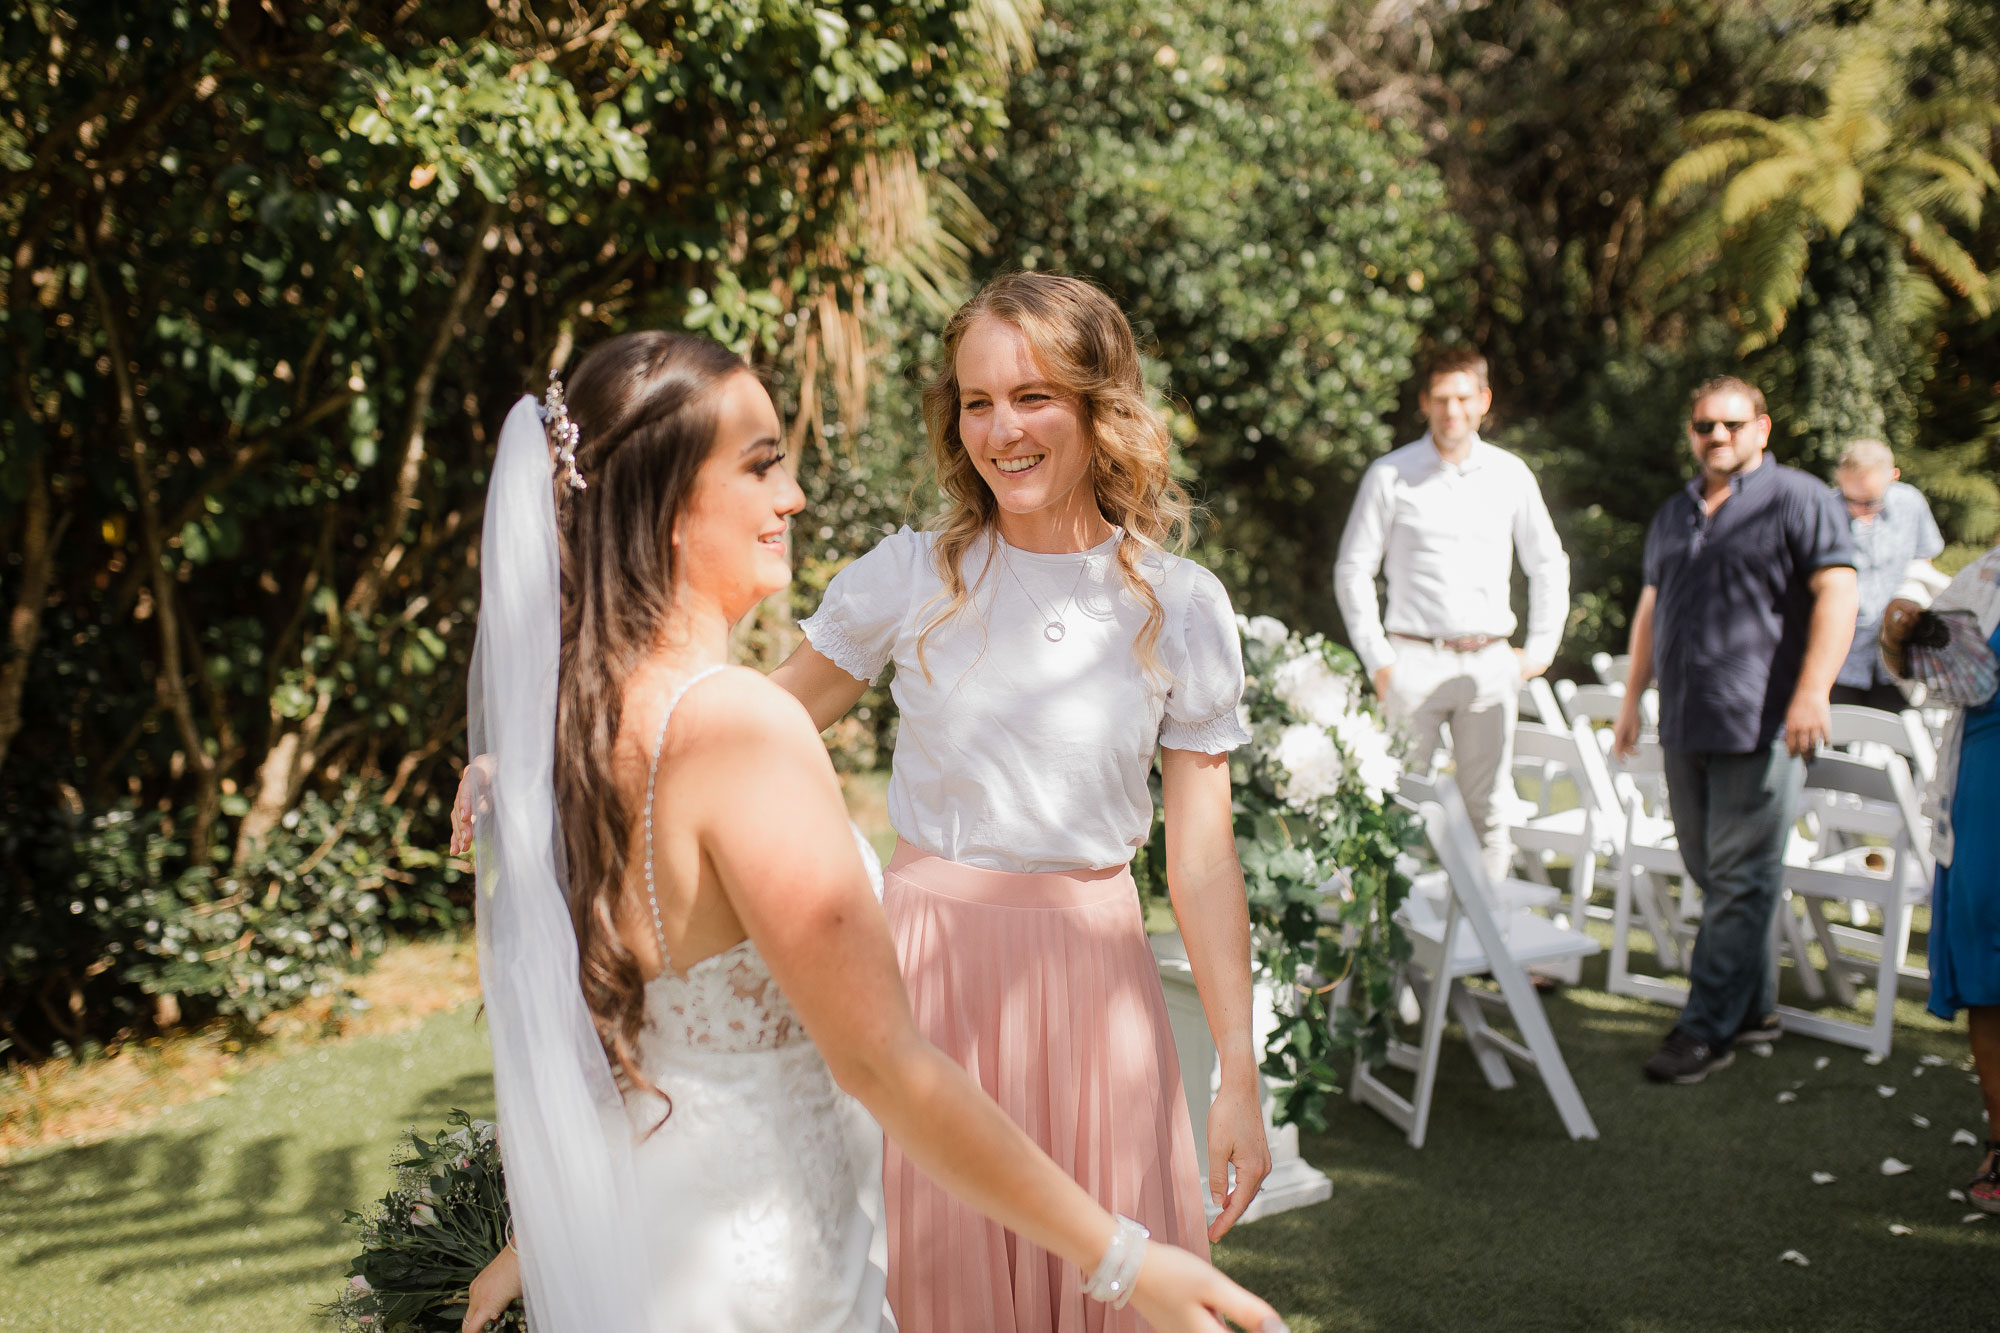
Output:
top-left (676, 665), bottom-right (826, 760)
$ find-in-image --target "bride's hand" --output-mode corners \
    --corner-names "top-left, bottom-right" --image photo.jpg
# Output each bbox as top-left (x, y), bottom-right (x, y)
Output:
top-left (460, 1243), bottom-right (521, 1333)
top-left (1129, 1242), bottom-right (1287, 1333)
top-left (449, 754), bottom-right (497, 856)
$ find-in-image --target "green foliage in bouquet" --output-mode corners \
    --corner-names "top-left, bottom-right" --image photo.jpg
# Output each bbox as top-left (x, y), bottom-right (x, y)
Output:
top-left (329, 1110), bottom-right (515, 1332)
top-left (1134, 616), bottom-right (1416, 1131)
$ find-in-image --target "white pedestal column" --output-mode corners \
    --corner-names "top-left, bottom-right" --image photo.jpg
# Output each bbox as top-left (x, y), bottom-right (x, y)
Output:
top-left (1149, 931), bottom-right (1332, 1225)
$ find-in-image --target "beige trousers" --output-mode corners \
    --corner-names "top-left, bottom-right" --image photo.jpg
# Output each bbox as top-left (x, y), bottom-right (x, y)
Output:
top-left (1385, 639), bottom-right (1519, 881)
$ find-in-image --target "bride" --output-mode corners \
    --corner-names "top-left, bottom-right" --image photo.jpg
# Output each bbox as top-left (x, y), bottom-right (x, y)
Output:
top-left (454, 330), bottom-right (1282, 1333)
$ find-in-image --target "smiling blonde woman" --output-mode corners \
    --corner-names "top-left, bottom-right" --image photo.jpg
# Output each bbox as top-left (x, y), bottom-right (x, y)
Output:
top-left (774, 273), bottom-right (1271, 1333)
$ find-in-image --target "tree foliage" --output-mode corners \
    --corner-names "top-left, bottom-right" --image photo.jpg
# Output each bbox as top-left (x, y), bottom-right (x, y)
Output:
top-left (1647, 49), bottom-right (1998, 352)
top-left (1321, 0), bottom-right (2000, 659)
top-left (957, 0), bottom-right (1470, 631)
top-left (0, 0), bottom-right (1027, 1053)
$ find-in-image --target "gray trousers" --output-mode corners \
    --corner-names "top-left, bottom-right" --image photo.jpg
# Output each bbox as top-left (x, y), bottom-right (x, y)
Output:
top-left (1387, 639), bottom-right (1518, 881)
top-left (1663, 741), bottom-right (1807, 1045)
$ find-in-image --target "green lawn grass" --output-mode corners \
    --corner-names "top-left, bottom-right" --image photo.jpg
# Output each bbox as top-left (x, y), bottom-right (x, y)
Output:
top-left (0, 995), bottom-right (494, 1332)
top-left (2, 949), bottom-right (1991, 1331)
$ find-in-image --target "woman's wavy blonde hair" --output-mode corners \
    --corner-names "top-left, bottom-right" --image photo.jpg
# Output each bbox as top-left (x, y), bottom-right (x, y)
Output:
top-left (916, 272), bottom-right (1192, 677)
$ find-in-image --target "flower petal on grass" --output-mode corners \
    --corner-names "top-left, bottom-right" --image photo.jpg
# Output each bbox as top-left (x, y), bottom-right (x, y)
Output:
top-left (1811, 1171), bottom-right (1836, 1185)
top-left (1876, 1085), bottom-right (1897, 1098)
top-left (1863, 1052), bottom-right (1886, 1066)
top-left (1911, 1114), bottom-right (1931, 1129)
top-left (1814, 1056), bottom-right (1832, 1071)
top-left (1954, 1129), bottom-right (1981, 1147)
top-left (1880, 1157), bottom-right (1912, 1175)
top-left (1889, 1224), bottom-right (1913, 1236)
top-left (1776, 1090), bottom-right (1798, 1103)
top-left (1962, 1213), bottom-right (1987, 1225)
top-left (1779, 1250), bottom-right (1810, 1266)
top-left (1752, 1043), bottom-right (1774, 1058)
top-left (1949, 1189), bottom-right (1967, 1202)
top-left (1921, 1054), bottom-right (1947, 1067)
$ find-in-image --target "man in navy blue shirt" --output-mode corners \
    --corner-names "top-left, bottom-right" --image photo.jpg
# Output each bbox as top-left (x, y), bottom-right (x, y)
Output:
top-left (1612, 376), bottom-right (1857, 1084)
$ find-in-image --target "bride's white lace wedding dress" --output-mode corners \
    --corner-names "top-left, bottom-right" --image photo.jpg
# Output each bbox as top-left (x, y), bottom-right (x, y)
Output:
top-left (623, 667), bottom-right (894, 1331)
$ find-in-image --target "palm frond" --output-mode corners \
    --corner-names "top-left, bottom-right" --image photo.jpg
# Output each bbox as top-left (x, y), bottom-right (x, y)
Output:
top-left (1682, 108), bottom-right (1792, 143)
top-left (1721, 156), bottom-right (1810, 226)
top-left (1737, 213), bottom-right (1812, 352)
top-left (1894, 269), bottom-right (1947, 330)
top-left (1656, 138), bottom-right (1761, 205)
top-left (1894, 167), bottom-right (1986, 229)
top-left (1823, 50), bottom-right (1896, 126)
top-left (1901, 217), bottom-right (1992, 309)
top-left (787, 148), bottom-right (994, 446)
top-left (1637, 201), bottom-right (1728, 293)
top-left (960, 0), bottom-right (1043, 73)
top-left (1799, 163), bottom-right (1865, 235)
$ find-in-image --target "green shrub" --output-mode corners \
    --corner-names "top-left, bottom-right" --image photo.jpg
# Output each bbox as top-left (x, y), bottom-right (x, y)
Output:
top-left (0, 786), bottom-right (460, 1058)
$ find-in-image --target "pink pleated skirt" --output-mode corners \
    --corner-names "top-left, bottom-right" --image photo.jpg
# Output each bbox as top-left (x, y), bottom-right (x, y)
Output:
top-left (882, 841), bottom-right (1208, 1333)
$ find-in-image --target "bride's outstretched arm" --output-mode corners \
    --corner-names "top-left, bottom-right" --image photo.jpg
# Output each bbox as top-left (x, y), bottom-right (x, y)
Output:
top-left (690, 672), bottom-right (1282, 1333)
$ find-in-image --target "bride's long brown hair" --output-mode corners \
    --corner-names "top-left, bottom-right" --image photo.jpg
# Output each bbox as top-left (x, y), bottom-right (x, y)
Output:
top-left (549, 330), bottom-right (747, 1096)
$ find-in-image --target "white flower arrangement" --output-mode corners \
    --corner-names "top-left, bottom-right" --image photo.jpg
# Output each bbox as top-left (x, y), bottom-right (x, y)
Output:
top-left (1241, 616), bottom-right (1403, 811)
top-left (1138, 613), bottom-right (1417, 1128)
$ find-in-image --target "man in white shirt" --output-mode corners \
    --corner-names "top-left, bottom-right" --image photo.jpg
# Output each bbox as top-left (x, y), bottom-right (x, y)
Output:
top-left (1334, 345), bottom-right (1570, 878)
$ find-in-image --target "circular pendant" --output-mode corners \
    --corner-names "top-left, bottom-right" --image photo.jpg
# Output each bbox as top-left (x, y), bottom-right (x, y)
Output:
top-left (1044, 621), bottom-right (1066, 643)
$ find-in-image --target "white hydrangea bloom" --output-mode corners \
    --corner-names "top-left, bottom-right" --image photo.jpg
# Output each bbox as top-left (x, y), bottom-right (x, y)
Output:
top-left (1334, 711), bottom-right (1401, 802)
top-left (1240, 614), bottom-right (1291, 648)
top-left (1270, 653), bottom-right (1353, 729)
top-left (1272, 723), bottom-right (1345, 808)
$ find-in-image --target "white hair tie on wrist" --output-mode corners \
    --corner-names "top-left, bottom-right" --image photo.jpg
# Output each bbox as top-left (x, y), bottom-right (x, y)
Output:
top-left (1080, 1215), bottom-right (1148, 1308)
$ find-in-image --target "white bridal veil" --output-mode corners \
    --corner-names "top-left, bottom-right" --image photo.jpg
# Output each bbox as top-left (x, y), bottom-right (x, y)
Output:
top-left (470, 394), bottom-right (656, 1330)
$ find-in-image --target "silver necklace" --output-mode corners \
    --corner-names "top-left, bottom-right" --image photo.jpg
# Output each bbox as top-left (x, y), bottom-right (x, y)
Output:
top-left (1003, 546), bottom-right (1094, 642)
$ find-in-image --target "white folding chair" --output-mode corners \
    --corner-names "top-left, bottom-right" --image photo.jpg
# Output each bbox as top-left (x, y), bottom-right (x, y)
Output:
top-left (1827, 704), bottom-right (1937, 785)
top-left (1506, 719), bottom-right (1612, 937)
top-left (1777, 750), bottom-right (1935, 1057)
top-left (1347, 773), bottom-right (1601, 1148)
top-left (1590, 652), bottom-right (1631, 685)
top-left (1560, 680), bottom-right (1660, 732)
top-left (1518, 675), bottom-right (1567, 728)
top-left (1810, 705), bottom-right (1937, 931)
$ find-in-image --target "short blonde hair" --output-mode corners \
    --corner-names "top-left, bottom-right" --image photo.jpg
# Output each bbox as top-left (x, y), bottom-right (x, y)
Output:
top-left (1836, 438), bottom-right (1896, 473)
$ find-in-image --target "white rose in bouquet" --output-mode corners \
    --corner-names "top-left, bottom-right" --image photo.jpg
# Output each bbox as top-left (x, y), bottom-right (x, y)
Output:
top-left (1270, 652), bottom-right (1354, 729)
top-left (1333, 710), bottom-right (1401, 803)
top-left (1271, 722), bottom-right (1346, 808)
top-left (1239, 614), bottom-right (1290, 649)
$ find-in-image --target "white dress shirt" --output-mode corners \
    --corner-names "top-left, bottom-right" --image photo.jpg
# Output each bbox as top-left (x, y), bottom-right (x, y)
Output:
top-left (800, 527), bottom-right (1250, 872)
top-left (1333, 432), bottom-right (1569, 677)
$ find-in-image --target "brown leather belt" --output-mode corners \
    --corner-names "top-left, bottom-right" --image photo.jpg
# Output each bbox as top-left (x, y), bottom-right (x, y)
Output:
top-left (1390, 631), bottom-right (1503, 653)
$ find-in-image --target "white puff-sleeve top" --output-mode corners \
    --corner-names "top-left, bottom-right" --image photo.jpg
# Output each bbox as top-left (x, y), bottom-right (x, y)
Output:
top-left (799, 526), bottom-right (1251, 873)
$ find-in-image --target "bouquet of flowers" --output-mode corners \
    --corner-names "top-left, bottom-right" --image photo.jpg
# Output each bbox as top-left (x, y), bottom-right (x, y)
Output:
top-left (1134, 614), bottom-right (1417, 1130)
top-left (327, 1110), bottom-right (519, 1332)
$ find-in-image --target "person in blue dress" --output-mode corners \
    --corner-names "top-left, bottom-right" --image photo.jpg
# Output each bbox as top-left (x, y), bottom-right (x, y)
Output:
top-left (1882, 540), bottom-right (2000, 1214)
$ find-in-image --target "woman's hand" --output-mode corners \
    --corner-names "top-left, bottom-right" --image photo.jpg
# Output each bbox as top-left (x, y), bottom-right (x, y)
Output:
top-left (449, 754), bottom-right (497, 856)
top-left (1205, 1080), bottom-right (1271, 1242)
top-left (1129, 1241), bottom-right (1287, 1333)
top-left (460, 1244), bottom-right (521, 1333)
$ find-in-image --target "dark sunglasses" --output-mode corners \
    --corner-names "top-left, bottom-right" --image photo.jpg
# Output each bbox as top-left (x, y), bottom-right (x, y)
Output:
top-left (1689, 418), bottom-right (1753, 436)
